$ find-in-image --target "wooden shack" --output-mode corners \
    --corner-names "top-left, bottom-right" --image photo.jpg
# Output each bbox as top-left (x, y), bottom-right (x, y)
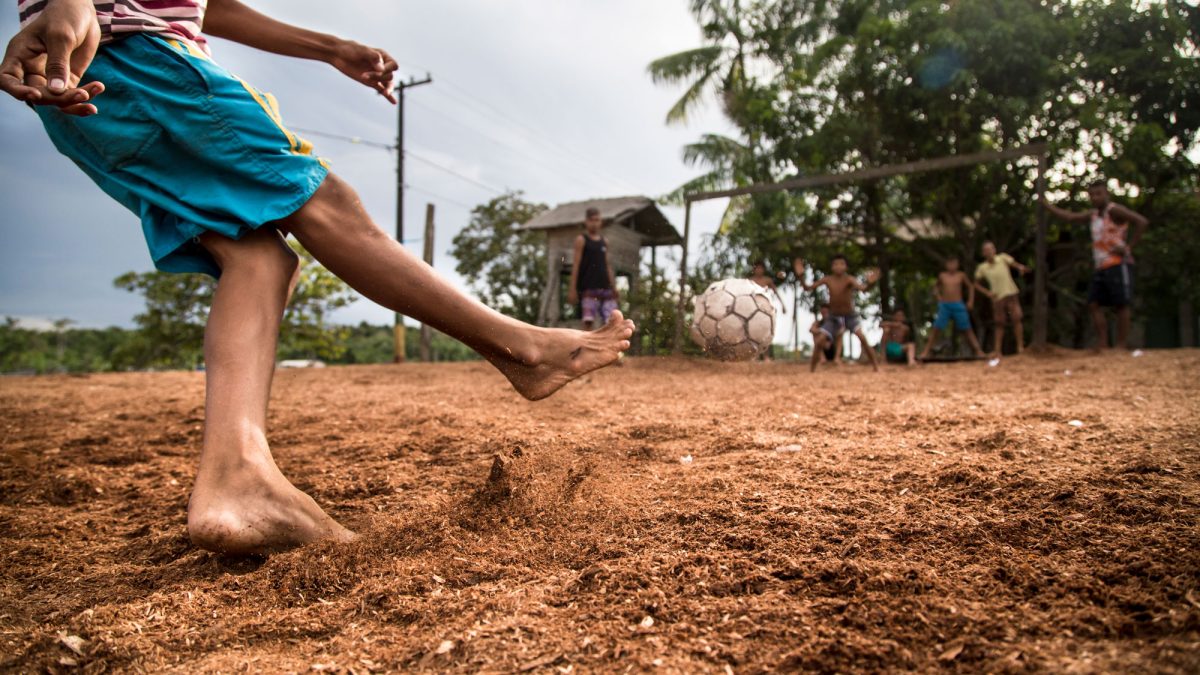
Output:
top-left (519, 196), bottom-right (682, 327)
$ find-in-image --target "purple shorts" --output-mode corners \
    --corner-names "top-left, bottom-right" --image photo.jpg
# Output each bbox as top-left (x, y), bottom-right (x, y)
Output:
top-left (581, 289), bottom-right (617, 325)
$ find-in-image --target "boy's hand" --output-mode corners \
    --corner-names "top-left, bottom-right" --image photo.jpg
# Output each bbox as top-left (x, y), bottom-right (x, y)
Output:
top-left (1, 0), bottom-right (103, 115)
top-left (865, 268), bottom-right (881, 283)
top-left (567, 289), bottom-right (578, 305)
top-left (329, 39), bottom-right (398, 104)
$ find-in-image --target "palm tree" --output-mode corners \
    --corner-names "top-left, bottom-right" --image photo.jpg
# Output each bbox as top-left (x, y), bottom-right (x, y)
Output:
top-left (646, 0), bottom-right (751, 125)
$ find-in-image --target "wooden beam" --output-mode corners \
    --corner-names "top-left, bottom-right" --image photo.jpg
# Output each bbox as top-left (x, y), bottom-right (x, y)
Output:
top-left (672, 201), bottom-right (692, 354)
top-left (1033, 152), bottom-right (1050, 350)
top-left (686, 143), bottom-right (1048, 203)
top-left (419, 203), bottom-right (435, 362)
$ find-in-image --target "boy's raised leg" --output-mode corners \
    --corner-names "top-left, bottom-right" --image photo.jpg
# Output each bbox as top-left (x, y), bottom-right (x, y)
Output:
top-left (284, 175), bottom-right (633, 401)
top-left (187, 228), bottom-right (355, 555)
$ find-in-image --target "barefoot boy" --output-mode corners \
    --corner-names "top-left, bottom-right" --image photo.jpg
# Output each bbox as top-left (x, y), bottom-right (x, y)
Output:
top-left (567, 207), bottom-right (619, 330)
top-left (880, 309), bottom-right (917, 366)
top-left (919, 257), bottom-right (986, 360)
top-left (2, 0), bottom-right (634, 555)
top-left (748, 260), bottom-right (786, 360)
top-left (973, 241), bottom-right (1030, 357)
top-left (810, 303), bottom-right (843, 365)
top-left (796, 255), bottom-right (880, 372)
top-left (1042, 181), bottom-right (1149, 352)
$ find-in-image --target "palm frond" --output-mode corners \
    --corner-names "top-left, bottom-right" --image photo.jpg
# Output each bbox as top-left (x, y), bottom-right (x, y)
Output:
top-left (647, 46), bottom-right (725, 85)
top-left (681, 133), bottom-right (750, 169)
top-left (664, 64), bottom-right (721, 125)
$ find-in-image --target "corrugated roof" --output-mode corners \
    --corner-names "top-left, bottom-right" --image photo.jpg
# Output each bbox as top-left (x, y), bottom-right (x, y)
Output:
top-left (519, 196), bottom-right (683, 247)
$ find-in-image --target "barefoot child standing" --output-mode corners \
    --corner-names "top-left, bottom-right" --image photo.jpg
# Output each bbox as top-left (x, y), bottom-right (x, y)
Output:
top-left (919, 257), bottom-right (986, 361)
top-left (795, 255), bottom-right (880, 373)
top-left (973, 241), bottom-right (1031, 358)
top-left (567, 207), bottom-right (619, 330)
top-left (2, 0), bottom-right (634, 555)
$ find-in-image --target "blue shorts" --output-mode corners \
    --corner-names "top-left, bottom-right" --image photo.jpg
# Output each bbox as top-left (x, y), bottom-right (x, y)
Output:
top-left (933, 301), bottom-right (972, 331)
top-left (35, 34), bottom-right (328, 278)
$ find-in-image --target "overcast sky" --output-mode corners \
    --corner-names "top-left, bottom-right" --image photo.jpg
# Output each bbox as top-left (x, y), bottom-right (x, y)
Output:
top-left (0, 1), bottom-right (830, 347)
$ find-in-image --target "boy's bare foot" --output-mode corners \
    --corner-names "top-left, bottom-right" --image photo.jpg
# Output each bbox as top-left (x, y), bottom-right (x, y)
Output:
top-left (490, 310), bottom-right (635, 401)
top-left (188, 450), bottom-right (356, 556)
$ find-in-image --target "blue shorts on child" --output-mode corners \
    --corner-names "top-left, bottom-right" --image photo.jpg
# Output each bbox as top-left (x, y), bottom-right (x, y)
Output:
top-left (933, 301), bottom-right (972, 331)
top-left (35, 34), bottom-right (328, 278)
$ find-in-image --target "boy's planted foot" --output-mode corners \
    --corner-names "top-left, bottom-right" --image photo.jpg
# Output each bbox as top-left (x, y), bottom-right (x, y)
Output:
top-left (490, 310), bottom-right (635, 401)
top-left (188, 451), bottom-right (356, 556)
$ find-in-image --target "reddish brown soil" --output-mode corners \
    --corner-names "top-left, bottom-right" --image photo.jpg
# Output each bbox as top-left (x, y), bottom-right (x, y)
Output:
top-left (2, 351), bottom-right (1199, 673)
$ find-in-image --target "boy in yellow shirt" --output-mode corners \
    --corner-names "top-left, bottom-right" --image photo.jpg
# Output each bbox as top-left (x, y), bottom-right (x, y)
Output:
top-left (973, 241), bottom-right (1031, 357)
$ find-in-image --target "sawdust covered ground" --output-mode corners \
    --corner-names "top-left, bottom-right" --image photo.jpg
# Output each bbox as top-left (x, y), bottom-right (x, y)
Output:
top-left (1, 351), bottom-right (1199, 673)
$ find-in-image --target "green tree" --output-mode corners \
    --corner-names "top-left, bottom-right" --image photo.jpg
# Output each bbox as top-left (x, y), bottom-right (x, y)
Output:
top-left (450, 192), bottom-right (549, 324)
top-left (113, 270), bottom-right (212, 369)
top-left (276, 241), bottom-right (355, 361)
top-left (654, 0), bottom-right (1197, 343)
top-left (646, 0), bottom-right (754, 125)
top-left (115, 240), bottom-right (356, 369)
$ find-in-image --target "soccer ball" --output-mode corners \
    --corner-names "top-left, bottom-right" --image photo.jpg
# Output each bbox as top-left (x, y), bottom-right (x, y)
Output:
top-left (690, 278), bottom-right (776, 361)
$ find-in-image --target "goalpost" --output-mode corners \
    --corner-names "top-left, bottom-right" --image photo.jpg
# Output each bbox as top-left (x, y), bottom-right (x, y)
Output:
top-left (672, 143), bottom-right (1051, 354)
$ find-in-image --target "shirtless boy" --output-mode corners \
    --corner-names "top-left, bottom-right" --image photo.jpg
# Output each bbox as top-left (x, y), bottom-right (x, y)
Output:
top-left (919, 257), bottom-right (986, 360)
top-left (795, 255), bottom-right (880, 372)
top-left (748, 261), bottom-right (786, 360)
top-left (880, 309), bottom-right (917, 366)
top-left (810, 303), bottom-right (843, 365)
top-left (2, 0), bottom-right (634, 555)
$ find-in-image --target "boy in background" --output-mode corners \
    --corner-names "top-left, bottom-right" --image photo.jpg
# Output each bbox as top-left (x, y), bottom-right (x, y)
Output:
top-left (880, 309), bottom-right (917, 366)
top-left (919, 257), bottom-right (987, 361)
top-left (1043, 182), bottom-right (1148, 352)
top-left (749, 260), bottom-right (786, 361)
top-left (809, 303), bottom-right (843, 365)
top-left (973, 241), bottom-right (1030, 358)
top-left (795, 255), bottom-right (880, 372)
top-left (567, 207), bottom-right (619, 330)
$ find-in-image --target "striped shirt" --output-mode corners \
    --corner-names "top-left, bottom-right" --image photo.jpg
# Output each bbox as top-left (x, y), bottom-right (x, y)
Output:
top-left (18, 0), bottom-right (209, 54)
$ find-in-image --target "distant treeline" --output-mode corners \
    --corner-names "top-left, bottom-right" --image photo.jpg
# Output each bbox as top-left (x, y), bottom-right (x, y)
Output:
top-left (0, 319), bottom-right (477, 375)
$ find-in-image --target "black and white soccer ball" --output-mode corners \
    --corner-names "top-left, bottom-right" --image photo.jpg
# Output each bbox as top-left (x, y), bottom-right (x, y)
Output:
top-left (689, 279), bottom-right (776, 361)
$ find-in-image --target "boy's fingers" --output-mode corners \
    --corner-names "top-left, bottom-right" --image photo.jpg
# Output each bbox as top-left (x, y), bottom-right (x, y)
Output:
top-left (0, 54), bottom-right (41, 101)
top-left (43, 27), bottom-right (77, 92)
top-left (379, 51), bottom-right (399, 74)
top-left (57, 101), bottom-right (97, 116)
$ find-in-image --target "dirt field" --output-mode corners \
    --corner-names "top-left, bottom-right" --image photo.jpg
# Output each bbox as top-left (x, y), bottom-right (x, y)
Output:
top-left (1, 350), bottom-right (1198, 673)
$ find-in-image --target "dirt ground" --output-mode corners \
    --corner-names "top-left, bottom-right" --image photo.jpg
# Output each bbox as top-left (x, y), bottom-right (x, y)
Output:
top-left (1, 350), bottom-right (1198, 673)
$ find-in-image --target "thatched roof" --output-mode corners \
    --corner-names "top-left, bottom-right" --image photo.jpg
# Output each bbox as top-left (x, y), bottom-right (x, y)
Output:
top-left (519, 196), bottom-right (683, 247)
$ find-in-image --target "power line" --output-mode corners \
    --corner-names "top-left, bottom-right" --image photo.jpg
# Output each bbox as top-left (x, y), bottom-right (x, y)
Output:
top-left (291, 126), bottom-right (394, 151)
top-left (408, 97), bottom-right (603, 194)
top-left (431, 79), bottom-right (642, 194)
top-left (293, 125), bottom-right (506, 196)
top-left (407, 184), bottom-right (478, 211)
top-left (405, 150), bottom-right (506, 195)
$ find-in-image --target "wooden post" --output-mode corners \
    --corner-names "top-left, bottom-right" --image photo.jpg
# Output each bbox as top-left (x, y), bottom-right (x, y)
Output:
top-left (419, 203), bottom-right (435, 361)
top-left (650, 245), bottom-right (658, 355)
top-left (673, 200), bottom-right (692, 354)
top-left (1033, 152), bottom-right (1050, 350)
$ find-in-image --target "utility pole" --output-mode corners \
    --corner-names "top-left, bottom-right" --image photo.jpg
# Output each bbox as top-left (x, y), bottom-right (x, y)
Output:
top-left (420, 203), bottom-right (435, 362)
top-left (393, 74), bottom-right (433, 363)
